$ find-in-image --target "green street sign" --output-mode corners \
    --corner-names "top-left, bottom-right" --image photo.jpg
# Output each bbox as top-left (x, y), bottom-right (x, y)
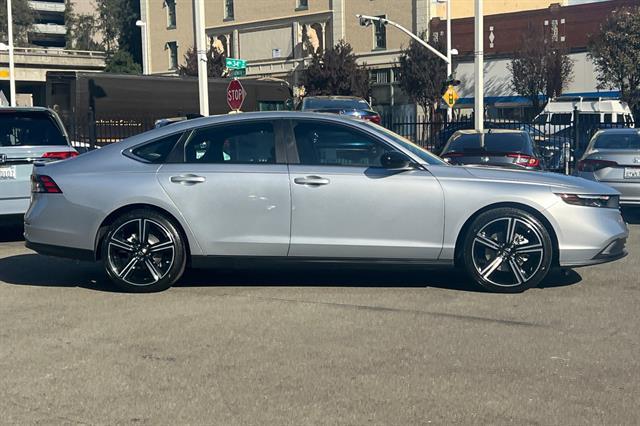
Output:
top-left (225, 58), bottom-right (247, 69)
top-left (230, 68), bottom-right (246, 77)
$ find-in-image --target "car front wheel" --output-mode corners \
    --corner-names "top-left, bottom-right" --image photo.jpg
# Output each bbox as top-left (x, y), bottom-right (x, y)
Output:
top-left (462, 207), bottom-right (553, 293)
top-left (101, 209), bottom-right (186, 292)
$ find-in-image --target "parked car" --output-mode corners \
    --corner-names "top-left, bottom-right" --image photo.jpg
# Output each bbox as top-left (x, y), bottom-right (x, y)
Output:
top-left (575, 128), bottom-right (640, 206)
top-left (532, 96), bottom-right (635, 136)
top-left (1, 107), bottom-right (77, 219)
top-left (299, 96), bottom-right (381, 124)
top-left (440, 130), bottom-right (545, 171)
top-left (25, 112), bottom-right (627, 293)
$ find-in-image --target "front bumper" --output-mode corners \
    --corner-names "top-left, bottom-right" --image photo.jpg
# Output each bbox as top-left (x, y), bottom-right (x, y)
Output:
top-left (545, 200), bottom-right (629, 268)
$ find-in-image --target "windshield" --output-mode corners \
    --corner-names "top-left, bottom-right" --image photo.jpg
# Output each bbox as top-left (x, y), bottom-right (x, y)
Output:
top-left (0, 111), bottom-right (67, 147)
top-left (365, 122), bottom-right (446, 165)
top-left (303, 98), bottom-right (371, 110)
top-left (444, 132), bottom-right (531, 154)
top-left (593, 132), bottom-right (640, 150)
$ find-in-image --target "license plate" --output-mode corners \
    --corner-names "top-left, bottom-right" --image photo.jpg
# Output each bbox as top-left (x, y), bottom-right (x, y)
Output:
top-left (624, 168), bottom-right (640, 179)
top-left (0, 166), bottom-right (16, 180)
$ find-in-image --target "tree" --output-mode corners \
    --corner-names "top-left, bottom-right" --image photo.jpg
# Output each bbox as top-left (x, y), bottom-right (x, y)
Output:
top-left (396, 32), bottom-right (448, 120)
top-left (179, 44), bottom-right (226, 78)
top-left (302, 40), bottom-right (370, 98)
top-left (104, 50), bottom-right (141, 74)
top-left (0, 0), bottom-right (34, 46)
top-left (95, 0), bottom-right (141, 63)
top-left (589, 6), bottom-right (640, 121)
top-left (65, 0), bottom-right (102, 51)
top-left (508, 25), bottom-right (574, 113)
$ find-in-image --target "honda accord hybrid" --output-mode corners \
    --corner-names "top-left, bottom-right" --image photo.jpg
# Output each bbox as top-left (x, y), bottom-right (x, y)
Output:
top-left (25, 112), bottom-right (628, 293)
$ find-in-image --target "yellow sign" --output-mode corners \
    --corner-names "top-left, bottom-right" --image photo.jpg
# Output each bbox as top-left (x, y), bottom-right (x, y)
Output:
top-left (0, 70), bottom-right (9, 79)
top-left (442, 85), bottom-right (459, 108)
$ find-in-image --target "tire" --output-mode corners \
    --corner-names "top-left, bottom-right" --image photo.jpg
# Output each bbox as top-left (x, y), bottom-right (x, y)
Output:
top-left (461, 207), bottom-right (553, 293)
top-left (101, 209), bottom-right (186, 293)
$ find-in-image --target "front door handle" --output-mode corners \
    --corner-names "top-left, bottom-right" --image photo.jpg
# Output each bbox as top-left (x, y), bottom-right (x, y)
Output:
top-left (170, 174), bottom-right (206, 185)
top-left (294, 176), bottom-right (330, 186)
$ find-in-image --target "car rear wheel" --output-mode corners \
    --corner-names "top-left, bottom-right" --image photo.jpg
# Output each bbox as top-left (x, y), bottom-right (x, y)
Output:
top-left (462, 208), bottom-right (553, 293)
top-left (101, 209), bottom-right (186, 292)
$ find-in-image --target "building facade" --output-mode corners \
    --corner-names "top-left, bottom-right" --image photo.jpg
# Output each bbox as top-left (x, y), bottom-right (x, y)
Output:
top-left (429, 0), bottom-right (637, 118)
top-left (431, 0), bottom-right (569, 20)
top-left (140, 0), bottom-right (431, 117)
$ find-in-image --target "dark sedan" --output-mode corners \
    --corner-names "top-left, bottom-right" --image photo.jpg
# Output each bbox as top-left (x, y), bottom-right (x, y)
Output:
top-left (299, 96), bottom-right (381, 124)
top-left (440, 130), bottom-right (544, 170)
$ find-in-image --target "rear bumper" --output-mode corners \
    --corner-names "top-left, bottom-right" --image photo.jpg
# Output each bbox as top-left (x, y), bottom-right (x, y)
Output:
top-left (25, 240), bottom-right (95, 261)
top-left (0, 197), bottom-right (30, 216)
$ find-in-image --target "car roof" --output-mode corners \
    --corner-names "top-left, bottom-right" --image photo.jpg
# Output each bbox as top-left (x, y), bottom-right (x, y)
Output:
top-left (303, 96), bottom-right (366, 101)
top-left (0, 106), bottom-right (53, 113)
top-left (454, 129), bottom-right (527, 135)
top-left (594, 128), bottom-right (639, 134)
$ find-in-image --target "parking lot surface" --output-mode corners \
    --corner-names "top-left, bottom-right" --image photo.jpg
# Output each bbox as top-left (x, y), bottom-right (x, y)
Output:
top-left (1, 210), bottom-right (639, 425)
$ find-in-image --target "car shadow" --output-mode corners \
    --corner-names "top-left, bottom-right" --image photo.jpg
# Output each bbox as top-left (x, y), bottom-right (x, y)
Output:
top-left (0, 223), bottom-right (24, 243)
top-left (0, 253), bottom-right (582, 293)
top-left (621, 207), bottom-right (640, 225)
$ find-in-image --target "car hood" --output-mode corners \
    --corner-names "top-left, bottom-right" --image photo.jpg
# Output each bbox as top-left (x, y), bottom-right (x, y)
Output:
top-left (461, 166), bottom-right (619, 195)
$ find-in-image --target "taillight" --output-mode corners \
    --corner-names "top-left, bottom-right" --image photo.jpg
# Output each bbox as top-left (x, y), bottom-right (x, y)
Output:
top-left (577, 159), bottom-right (618, 172)
top-left (42, 151), bottom-right (78, 160)
top-left (31, 174), bottom-right (63, 193)
top-left (507, 153), bottom-right (540, 168)
top-left (364, 114), bottom-right (381, 124)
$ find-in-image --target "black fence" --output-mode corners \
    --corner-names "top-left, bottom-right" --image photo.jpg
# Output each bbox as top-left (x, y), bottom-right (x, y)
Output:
top-left (391, 115), bottom-right (632, 173)
top-left (58, 110), bottom-right (633, 175)
top-left (59, 112), bottom-right (157, 150)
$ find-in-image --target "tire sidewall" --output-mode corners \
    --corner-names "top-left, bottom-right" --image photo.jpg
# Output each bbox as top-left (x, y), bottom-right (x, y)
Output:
top-left (101, 209), bottom-right (186, 293)
top-left (462, 207), bottom-right (553, 293)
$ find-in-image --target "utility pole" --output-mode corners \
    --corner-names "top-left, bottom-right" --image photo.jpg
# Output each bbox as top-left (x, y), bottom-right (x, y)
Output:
top-left (194, 0), bottom-right (209, 116)
top-left (474, 0), bottom-right (484, 132)
top-left (7, 0), bottom-right (16, 107)
top-left (446, 0), bottom-right (452, 122)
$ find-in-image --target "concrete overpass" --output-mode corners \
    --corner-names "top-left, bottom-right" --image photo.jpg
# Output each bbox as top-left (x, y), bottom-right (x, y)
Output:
top-left (0, 47), bottom-right (105, 106)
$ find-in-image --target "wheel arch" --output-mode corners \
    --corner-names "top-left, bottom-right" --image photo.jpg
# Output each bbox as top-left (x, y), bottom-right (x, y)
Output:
top-left (453, 202), bottom-right (560, 267)
top-left (94, 203), bottom-right (192, 263)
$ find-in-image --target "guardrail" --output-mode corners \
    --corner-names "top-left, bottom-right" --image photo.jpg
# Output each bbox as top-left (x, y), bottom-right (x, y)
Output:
top-left (2, 47), bottom-right (106, 58)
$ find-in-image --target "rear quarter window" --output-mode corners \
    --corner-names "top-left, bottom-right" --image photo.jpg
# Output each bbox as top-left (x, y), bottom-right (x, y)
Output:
top-left (131, 132), bottom-right (183, 163)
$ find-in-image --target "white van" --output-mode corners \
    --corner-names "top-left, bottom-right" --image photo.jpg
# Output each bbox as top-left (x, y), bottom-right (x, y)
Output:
top-left (532, 96), bottom-right (635, 135)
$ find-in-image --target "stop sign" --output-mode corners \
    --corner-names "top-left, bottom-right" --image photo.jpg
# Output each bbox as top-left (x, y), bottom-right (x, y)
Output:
top-left (227, 79), bottom-right (246, 111)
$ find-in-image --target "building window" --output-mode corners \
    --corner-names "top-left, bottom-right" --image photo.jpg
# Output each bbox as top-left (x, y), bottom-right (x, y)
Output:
top-left (374, 15), bottom-right (386, 50)
top-left (224, 0), bottom-right (234, 20)
top-left (166, 0), bottom-right (177, 29)
top-left (167, 41), bottom-right (178, 70)
top-left (297, 0), bottom-right (308, 10)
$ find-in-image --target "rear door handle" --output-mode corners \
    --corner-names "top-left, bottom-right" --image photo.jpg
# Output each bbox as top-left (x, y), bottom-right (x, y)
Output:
top-left (294, 176), bottom-right (330, 186)
top-left (170, 174), bottom-right (206, 185)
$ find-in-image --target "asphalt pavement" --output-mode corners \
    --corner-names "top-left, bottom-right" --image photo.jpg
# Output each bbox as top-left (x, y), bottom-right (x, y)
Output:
top-left (0, 210), bottom-right (639, 425)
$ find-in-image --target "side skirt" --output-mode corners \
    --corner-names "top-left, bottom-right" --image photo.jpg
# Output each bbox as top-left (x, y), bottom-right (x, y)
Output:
top-left (190, 256), bottom-right (454, 270)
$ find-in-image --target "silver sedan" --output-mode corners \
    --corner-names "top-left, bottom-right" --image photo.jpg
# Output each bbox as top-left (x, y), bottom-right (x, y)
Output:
top-left (575, 128), bottom-right (640, 205)
top-left (25, 112), bottom-right (628, 293)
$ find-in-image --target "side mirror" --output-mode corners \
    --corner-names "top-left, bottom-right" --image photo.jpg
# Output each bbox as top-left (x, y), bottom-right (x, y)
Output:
top-left (381, 151), bottom-right (413, 170)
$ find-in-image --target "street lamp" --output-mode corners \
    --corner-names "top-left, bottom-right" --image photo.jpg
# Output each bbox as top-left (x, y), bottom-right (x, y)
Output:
top-left (3, 0), bottom-right (16, 107)
top-left (135, 20), bottom-right (149, 75)
top-left (356, 14), bottom-right (458, 121)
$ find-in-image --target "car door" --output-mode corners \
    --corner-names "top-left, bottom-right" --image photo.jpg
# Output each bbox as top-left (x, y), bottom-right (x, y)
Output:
top-left (286, 119), bottom-right (445, 259)
top-left (157, 119), bottom-right (291, 256)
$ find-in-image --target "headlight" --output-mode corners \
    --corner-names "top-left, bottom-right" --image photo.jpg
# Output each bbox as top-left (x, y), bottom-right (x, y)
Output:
top-left (556, 193), bottom-right (619, 209)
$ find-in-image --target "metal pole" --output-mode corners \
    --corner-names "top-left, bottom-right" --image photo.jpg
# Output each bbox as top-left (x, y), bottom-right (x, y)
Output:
top-left (7, 0), bottom-right (16, 107)
top-left (194, 0), bottom-right (209, 116)
top-left (474, 0), bottom-right (484, 132)
top-left (446, 0), bottom-right (452, 122)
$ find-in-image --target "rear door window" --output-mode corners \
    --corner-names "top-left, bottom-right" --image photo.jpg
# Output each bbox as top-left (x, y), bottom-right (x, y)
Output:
top-left (550, 113), bottom-right (572, 125)
top-left (0, 111), bottom-right (67, 146)
top-left (184, 121), bottom-right (277, 164)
